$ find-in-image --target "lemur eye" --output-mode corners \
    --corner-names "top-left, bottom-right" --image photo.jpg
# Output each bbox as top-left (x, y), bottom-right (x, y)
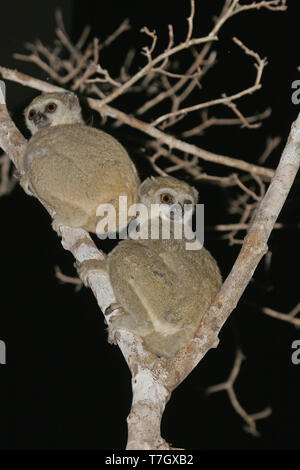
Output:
top-left (184, 199), bottom-right (193, 205)
top-left (28, 109), bottom-right (36, 120)
top-left (46, 102), bottom-right (57, 113)
top-left (160, 193), bottom-right (172, 204)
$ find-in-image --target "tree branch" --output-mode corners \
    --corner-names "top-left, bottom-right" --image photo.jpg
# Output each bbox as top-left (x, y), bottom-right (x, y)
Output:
top-left (151, 37), bottom-right (267, 127)
top-left (0, 66), bottom-right (275, 179)
top-left (262, 303), bottom-right (300, 327)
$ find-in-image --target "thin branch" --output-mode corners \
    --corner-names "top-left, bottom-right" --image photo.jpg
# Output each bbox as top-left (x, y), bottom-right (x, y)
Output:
top-left (151, 38), bottom-right (267, 127)
top-left (136, 42), bottom-right (214, 116)
top-left (135, 0), bottom-right (285, 116)
top-left (206, 349), bottom-right (272, 436)
top-left (234, 1), bottom-right (287, 14)
top-left (0, 67), bottom-right (275, 179)
top-left (232, 173), bottom-right (261, 201)
top-left (97, 101), bottom-right (275, 179)
top-left (223, 202), bottom-right (254, 245)
top-left (225, 100), bottom-right (261, 129)
top-left (183, 107), bottom-right (271, 137)
top-left (140, 26), bottom-right (158, 60)
top-left (99, 18), bottom-right (131, 50)
top-left (147, 141), bottom-right (200, 178)
top-left (262, 303), bottom-right (300, 327)
top-left (54, 265), bottom-right (83, 292)
top-left (72, 38), bottom-right (121, 91)
top-left (258, 136), bottom-right (282, 164)
top-left (76, 25), bottom-right (92, 50)
top-left (14, 43), bottom-right (93, 85)
top-left (13, 51), bottom-right (63, 83)
top-left (209, 222), bottom-right (287, 231)
top-left (119, 48), bottom-right (136, 82)
top-left (91, 34), bottom-right (217, 108)
top-left (186, 0), bottom-right (195, 42)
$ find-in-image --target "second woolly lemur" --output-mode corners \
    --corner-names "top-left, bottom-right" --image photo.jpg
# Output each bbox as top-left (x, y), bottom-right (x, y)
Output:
top-left (22, 92), bottom-right (139, 233)
top-left (79, 176), bottom-right (222, 358)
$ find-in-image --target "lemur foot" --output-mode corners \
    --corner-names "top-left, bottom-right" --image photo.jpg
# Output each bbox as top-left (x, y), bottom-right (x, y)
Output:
top-left (76, 258), bottom-right (107, 287)
top-left (51, 215), bottom-right (69, 235)
top-left (105, 303), bottom-right (125, 343)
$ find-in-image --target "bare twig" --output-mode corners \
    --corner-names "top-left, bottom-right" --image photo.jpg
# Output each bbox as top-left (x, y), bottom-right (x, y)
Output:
top-left (0, 66), bottom-right (275, 179)
top-left (76, 25), bottom-right (92, 50)
top-left (54, 265), bottom-right (83, 292)
top-left (234, 1), bottom-right (286, 14)
top-left (223, 202), bottom-right (254, 245)
top-left (8, 2), bottom-right (282, 183)
top-left (258, 136), bottom-right (282, 164)
top-left (225, 100), bottom-right (261, 129)
top-left (183, 108), bottom-right (271, 137)
top-left (206, 349), bottom-right (272, 436)
top-left (93, 34), bottom-right (217, 108)
top-left (99, 18), bottom-right (131, 50)
top-left (232, 173), bottom-right (261, 201)
top-left (136, 0), bottom-right (285, 116)
top-left (151, 37), bottom-right (267, 127)
top-left (209, 222), bottom-right (287, 231)
top-left (262, 303), bottom-right (300, 328)
top-left (186, 0), bottom-right (195, 43)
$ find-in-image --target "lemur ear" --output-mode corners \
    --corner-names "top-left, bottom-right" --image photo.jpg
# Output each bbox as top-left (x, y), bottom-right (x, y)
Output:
top-left (139, 177), bottom-right (156, 198)
top-left (191, 185), bottom-right (199, 203)
top-left (64, 91), bottom-right (79, 109)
